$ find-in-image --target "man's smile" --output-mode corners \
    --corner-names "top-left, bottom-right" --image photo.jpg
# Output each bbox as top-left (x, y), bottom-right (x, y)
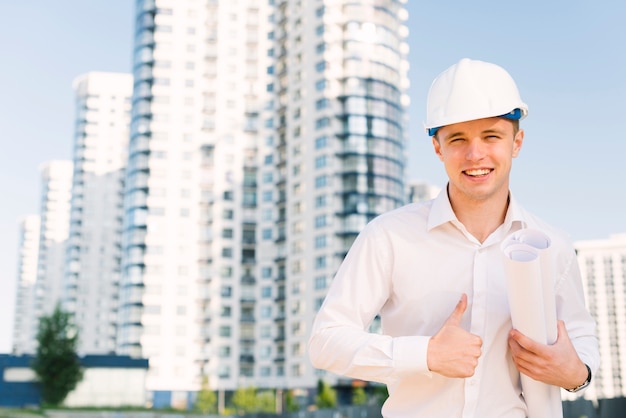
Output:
top-left (463, 168), bottom-right (493, 177)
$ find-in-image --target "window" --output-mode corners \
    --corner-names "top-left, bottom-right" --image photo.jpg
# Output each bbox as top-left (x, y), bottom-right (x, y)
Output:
top-left (221, 306), bottom-right (232, 317)
top-left (261, 267), bottom-right (272, 279)
top-left (222, 248), bottom-right (233, 258)
top-left (144, 305), bottom-right (161, 315)
top-left (315, 135), bottom-right (328, 149)
top-left (260, 326), bottom-right (272, 339)
top-left (219, 326), bottom-right (231, 337)
top-left (315, 215), bottom-right (327, 228)
top-left (261, 306), bottom-right (272, 318)
top-left (315, 175), bottom-right (327, 188)
top-left (222, 228), bottom-right (233, 238)
top-left (218, 346), bottom-right (231, 357)
top-left (315, 195), bottom-right (327, 208)
top-left (315, 79), bottom-right (327, 91)
top-left (261, 286), bottom-right (272, 298)
top-left (149, 207), bottom-right (165, 216)
top-left (243, 191), bottom-right (256, 206)
top-left (292, 322), bottom-right (302, 336)
top-left (218, 365), bottom-right (230, 378)
top-left (292, 342), bottom-right (303, 355)
top-left (262, 228), bottom-right (272, 240)
top-left (316, 98), bottom-right (329, 110)
top-left (315, 235), bottom-right (326, 248)
top-left (315, 276), bottom-right (327, 290)
top-left (315, 256), bottom-right (327, 269)
top-left (315, 155), bottom-right (327, 168)
top-left (315, 117), bottom-right (330, 129)
top-left (291, 364), bottom-right (303, 377)
top-left (221, 286), bottom-right (232, 297)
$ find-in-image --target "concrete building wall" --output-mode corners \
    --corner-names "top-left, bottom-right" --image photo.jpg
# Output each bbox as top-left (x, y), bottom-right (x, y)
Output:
top-left (32, 161), bottom-right (73, 345)
top-left (12, 215), bottom-right (41, 355)
top-left (64, 72), bottom-right (132, 355)
top-left (574, 234), bottom-right (626, 401)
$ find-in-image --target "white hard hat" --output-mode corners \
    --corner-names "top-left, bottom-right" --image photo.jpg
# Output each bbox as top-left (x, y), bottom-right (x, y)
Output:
top-left (424, 58), bottom-right (528, 136)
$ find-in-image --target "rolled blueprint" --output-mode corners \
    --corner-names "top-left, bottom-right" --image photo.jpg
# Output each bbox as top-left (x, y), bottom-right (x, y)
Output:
top-left (503, 229), bottom-right (557, 344)
top-left (501, 229), bottom-right (562, 418)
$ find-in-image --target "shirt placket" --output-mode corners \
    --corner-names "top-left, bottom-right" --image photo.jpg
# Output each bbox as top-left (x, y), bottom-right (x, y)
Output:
top-left (462, 246), bottom-right (489, 418)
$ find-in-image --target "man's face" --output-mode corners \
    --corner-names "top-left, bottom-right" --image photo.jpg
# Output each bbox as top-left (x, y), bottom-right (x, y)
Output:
top-left (432, 117), bottom-right (524, 205)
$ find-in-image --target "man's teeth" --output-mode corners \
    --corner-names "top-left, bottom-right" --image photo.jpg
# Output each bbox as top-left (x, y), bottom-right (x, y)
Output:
top-left (465, 169), bottom-right (491, 176)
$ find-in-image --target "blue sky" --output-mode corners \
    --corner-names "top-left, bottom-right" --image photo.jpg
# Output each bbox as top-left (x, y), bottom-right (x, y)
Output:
top-left (1, 1), bottom-right (625, 353)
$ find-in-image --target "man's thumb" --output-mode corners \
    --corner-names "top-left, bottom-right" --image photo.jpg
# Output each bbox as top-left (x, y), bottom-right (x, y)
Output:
top-left (445, 293), bottom-right (467, 326)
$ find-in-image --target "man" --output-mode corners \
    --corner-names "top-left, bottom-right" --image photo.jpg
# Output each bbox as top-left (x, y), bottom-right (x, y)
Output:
top-left (307, 58), bottom-right (598, 417)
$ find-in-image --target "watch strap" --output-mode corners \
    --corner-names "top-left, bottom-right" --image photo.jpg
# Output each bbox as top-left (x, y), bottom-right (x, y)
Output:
top-left (565, 364), bottom-right (591, 393)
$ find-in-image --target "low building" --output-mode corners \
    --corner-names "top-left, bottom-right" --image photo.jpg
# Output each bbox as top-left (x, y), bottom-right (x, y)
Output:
top-left (0, 354), bottom-right (148, 408)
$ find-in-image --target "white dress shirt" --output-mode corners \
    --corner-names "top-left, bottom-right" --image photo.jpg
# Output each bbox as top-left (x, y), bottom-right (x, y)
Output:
top-left (308, 190), bottom-right (598, 418)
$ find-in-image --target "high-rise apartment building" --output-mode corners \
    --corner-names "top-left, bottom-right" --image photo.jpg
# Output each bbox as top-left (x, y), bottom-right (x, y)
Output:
top-left (574, 234), bottom-right (626, 401)
top-left (262, 0), bottom-right (409, 392)
top-left (64, 72), bottom-right (133, 355)
top-left (407, 180), bottom-right (440, 204)
top-left (118, 0), bottom-right (271, 407)
top-left (33, 160), bottom-right (73, 337)
top-left (117, 0), bottom-right (408, 405)
top-left (12, 215), bottom-right (41, 355)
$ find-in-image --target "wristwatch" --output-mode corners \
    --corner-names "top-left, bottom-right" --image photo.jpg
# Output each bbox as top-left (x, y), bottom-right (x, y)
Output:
top-left (565, 364), bottom-right (592, 393)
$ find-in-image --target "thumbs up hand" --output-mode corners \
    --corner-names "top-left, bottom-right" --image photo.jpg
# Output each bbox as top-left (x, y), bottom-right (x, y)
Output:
top-left (427, 294), bottom-right (483, 378)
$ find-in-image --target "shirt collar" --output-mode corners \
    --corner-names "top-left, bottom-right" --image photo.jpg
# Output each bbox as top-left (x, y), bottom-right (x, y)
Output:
top-left (427, 185), bottom-right (527, 233)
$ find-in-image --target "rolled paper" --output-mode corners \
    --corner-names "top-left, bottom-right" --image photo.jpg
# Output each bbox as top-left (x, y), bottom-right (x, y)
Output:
top-left (501, 230), bottom-right (562, 418)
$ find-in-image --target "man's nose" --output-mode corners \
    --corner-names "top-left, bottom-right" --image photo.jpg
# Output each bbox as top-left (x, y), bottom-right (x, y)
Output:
top-left (465, 139), bottom-right (486, 161)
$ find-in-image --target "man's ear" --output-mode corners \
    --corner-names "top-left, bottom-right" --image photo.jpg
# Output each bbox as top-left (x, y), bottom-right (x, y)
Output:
top-left (512, 129), bottom-right (524, 158)
top-left (432, 136), bottom-right (444, 161)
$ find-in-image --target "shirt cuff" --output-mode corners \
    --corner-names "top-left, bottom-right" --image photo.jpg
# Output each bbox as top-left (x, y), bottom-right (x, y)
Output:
top-left (392, 335), bottom-right (433, 377)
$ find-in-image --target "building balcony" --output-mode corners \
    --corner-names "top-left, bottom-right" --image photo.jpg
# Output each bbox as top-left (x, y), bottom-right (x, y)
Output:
top-left (240, 354), bottom-right (255, 364)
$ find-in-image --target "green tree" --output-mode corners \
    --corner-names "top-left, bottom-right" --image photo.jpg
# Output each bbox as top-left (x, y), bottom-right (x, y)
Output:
top-left (372, 384), bottom-right (389, 406)
top-left (31, 304), bottom-right (83, 405)
top-left (352, 386), bottom-right (367, 405)
top-left (256, 389), bottom-right (276, 413)
top-left (232, 386), bottom-right (258, 414)
top-left (285, 389), bottom-right (300, 412)
top-left (194, 376), bottom-right (217, 414)
top-left (315, 379), bottom-right (337, 409)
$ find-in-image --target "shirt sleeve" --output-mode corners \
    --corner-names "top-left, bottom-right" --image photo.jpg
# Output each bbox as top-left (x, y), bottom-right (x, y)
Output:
top-left (308, 220), bottom-right (432, 385)
top-left (555, 247), bottom-right (600, 377)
